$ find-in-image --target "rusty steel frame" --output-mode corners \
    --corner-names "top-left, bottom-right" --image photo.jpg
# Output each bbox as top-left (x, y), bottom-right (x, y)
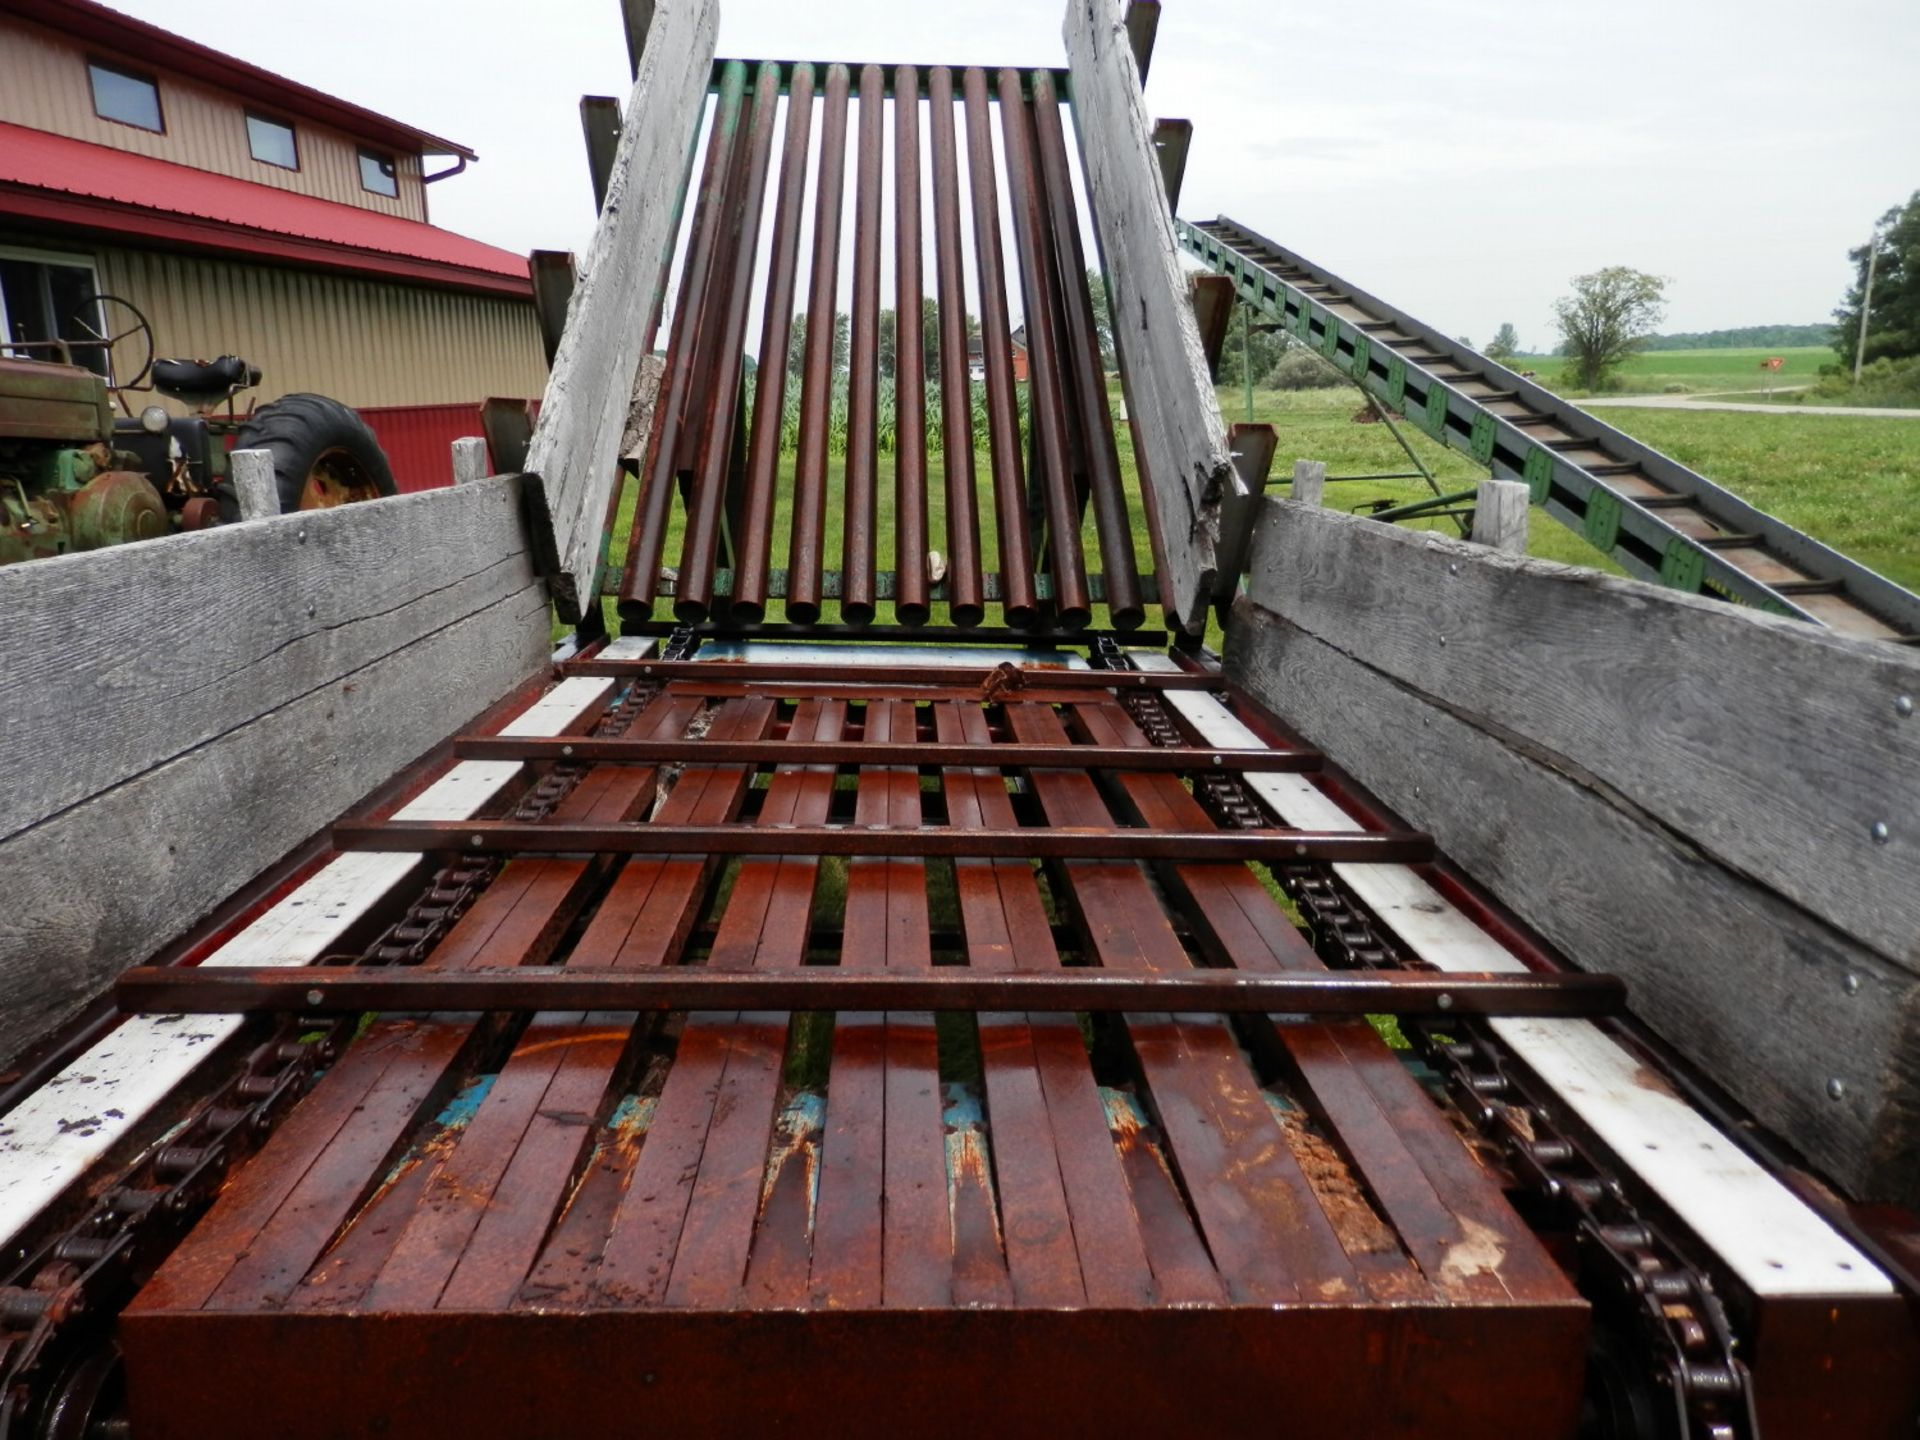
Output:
top-left (116, 965), bottom-right (1625, 1019)
top-left (558, 658), bottom-right (1221, 687)
top-left (449, 736), bottom-right (1321, 771)
top-left (331, 819), bottom-right (1435, 864)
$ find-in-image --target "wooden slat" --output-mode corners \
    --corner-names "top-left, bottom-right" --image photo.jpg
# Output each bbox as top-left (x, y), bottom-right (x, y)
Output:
top-left (1065, 0), bottom-right (1235, 632)
top-left (0, 477), bottom-right (551, 1061)
top-left (523, 0), bottom-right (719, 618)
top-left (0, 641), bottom-right (650, 1255)
top-left (1141, 653), bottom-right (1895, 1298)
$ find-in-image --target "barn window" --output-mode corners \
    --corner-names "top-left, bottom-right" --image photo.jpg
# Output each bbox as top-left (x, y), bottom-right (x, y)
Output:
top-left (0, 248), bottom-right (109, 379)
top-left (247, 114), bottom-right (299, 170)
top-left (89, 61), bottom-right (164, 132)
top-left (358, 149), bottom-right (399, 197)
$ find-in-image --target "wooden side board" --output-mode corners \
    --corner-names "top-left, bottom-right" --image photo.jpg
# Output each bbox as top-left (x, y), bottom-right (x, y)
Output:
top-left (1241, 500), bottom-right (1920, 972)
top-left (1224, 580), bottom-right (1920, 1204)
top-left (1063, 0), bottom-right (1233, 633)
top-left (0, 477), bottom-right (553, 1064)
top-left (522, 0), bottom-right (718, 619)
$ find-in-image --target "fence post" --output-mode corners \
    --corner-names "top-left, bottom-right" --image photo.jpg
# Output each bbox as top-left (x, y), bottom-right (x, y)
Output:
top-left (1292, 459), bottom-right (1327, 507)
top-left (230, 449), bottom-right (279, 522)
top-left (452, 437), bottom-right (490, 486)
top-left (1472, 478), bottom-right (1530, 554)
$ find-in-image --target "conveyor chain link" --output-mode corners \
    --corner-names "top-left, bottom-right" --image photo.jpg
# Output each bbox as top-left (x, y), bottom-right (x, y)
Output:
top-left (1092, 640), bottom-right (1756, 1440)
top-left (0, 633), bottom-right (692, 1437)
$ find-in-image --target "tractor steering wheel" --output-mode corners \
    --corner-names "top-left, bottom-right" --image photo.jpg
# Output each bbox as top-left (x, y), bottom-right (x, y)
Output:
top-left (64, 294), bottom-right (156, 400)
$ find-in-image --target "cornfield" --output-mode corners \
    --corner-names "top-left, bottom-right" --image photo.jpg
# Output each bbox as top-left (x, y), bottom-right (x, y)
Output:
top-left (742, 372), bottom-right (1031, 457)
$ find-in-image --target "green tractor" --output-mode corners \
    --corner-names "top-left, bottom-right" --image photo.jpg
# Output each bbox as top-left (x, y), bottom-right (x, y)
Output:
top-left (0, 295), bottom-right (396, 567)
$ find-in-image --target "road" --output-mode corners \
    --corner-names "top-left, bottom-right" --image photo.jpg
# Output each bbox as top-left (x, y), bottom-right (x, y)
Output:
top-left (1582, 392), bottom-right (1920, 419)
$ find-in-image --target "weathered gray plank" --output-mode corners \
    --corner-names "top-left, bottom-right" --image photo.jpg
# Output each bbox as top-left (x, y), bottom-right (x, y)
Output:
top-left (523, 0), bottom-right (718, 620)
top-left (0, 476), bottom-right (542, 847)
top-left (1224, 597), bottom-right (1920, 1204)
top-left (1065, 0), bottom-right (1232, 633)
top-left (1245, 500), bottom-right (1920, 973)
top-left (0, 580), bottom-right (552, 1064)
top-left (1471, 479), bottom-right (1529, 554)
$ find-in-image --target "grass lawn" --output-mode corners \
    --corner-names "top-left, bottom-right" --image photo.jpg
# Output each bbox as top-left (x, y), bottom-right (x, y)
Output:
top-left (591, 376), bottom-right (1919, 643)
top-left (1507, 346), bottom-right (1832, 397)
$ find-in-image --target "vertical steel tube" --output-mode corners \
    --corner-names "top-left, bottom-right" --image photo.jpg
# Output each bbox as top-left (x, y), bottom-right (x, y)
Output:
top-left (676, 61), bottom-right (780, 622)
top-left (841, 63), bottom-right (885, 626)
top-left (892, 64), bottom-right (930, 626)
top-left (787, 63), bottom-right (851, 626)
top-left (997, 68), bottom-right (1090, 629)
top-left (732, 64), bottom-right (816, 622)
top-left (620, 63), bottom-right (747, 619)
top-left (962, 67), bottom-right (1037, 627)
top-left (1029, 69), bottom-right (1142, 628)
top-left (927, 67), bottom-right (983, 627)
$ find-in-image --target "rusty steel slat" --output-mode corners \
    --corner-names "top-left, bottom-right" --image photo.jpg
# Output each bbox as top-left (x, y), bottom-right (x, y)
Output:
top-left (927, 67), bottom-right (985, 626)
top-left (841, 64), bottom-right (887, 626)
top-left (962, 66), bottom-right (1038, 626)
top-left (936, 702), bottom-right (1153, 1306)
top-left (622, 63), bottom-right (749, 619)
top-left (676, 61), bottom-right (782, 622)
top-left (658, 701), bottom-right (842, 1309)
top-left (893, 64), bottom-right (931, 625)
top-left (997, 67), bottom-right (1091, 629)
top-left (732, 63), bottom-right (817, 622)
top-left (451, 735), bottom-right (1321, 773)
top-left (1002, 701), bottom-right (1362, 1305)
top-left (560, 658), bottom-right (1220, 689)
top-left (1078, 699), bottom-right (1572, 1307)
top-left (1030, 70), bottom-right (1142, 627)
top-left (331, 820), bottom-right (1436, 865)
top-left (117, 968), bottom-right (1621, 1019)
top-left (787, 62), bottom-right (852, 625)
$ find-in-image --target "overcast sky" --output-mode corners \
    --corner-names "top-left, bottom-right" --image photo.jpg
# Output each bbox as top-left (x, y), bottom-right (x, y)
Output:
top-left (106, 0), bottom-right (1920, 352)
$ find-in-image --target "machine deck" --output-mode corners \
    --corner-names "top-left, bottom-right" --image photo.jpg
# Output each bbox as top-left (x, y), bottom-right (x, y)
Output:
top-left (123, 667), bottom-right (1586, 1437)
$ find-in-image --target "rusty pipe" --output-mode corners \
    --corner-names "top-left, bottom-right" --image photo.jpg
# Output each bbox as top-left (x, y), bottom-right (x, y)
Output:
top-left (962, 66), bottom-right (1037, 627)
top-left (892, 64), bottom-right (930, 626)
top-left (676, 61), bottom-right (781, 622)
top-left (787, 62), bottom-right (851, 626)
top-left (731, 63), bottom-right (817, 621)
top-left (997, 68), bottom-right (1090, 629)
top-left (841, 63), bottom-right (885, 626)
top-left (928, 67), bottom-right (983, 627)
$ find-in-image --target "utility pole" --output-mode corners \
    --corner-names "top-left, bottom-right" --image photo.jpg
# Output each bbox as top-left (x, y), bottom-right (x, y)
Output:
top-left (1854, 228), bottom-right (1881, 383)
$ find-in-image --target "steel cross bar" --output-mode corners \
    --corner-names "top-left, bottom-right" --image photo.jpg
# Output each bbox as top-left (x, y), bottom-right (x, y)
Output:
top-left (449, 737), bottom-right (1322, 772)
top-left (331, 821), bottom-right (1434, 864)
top-left (558, 659), bottom-right (1217, 688)
top-left (116, 966), bottom-right (1623, 1019)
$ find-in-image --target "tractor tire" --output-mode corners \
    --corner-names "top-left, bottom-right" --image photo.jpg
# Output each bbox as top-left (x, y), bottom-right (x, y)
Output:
top-left (221, 394), bottom-right (396, 520)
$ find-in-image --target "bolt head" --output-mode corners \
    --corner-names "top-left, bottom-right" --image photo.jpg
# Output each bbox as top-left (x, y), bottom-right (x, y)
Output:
top-left (1897, 694), bottom-right (1914, 718)
top-left (1827, 1078), bottom-right (1847, 1101)
top-left (1436, 993), bottom-right (1455, 1011)
top-left (1871, 820), bottom-right (1891, 844)
top-left (297, 529), bottom-right (307, 544)
top-left (305, 602), bottom-right (316, 619)
top-left (470, 834), bottom-right (484, 847)
top-left (305, 989), bottom-right (324, 1007)
top-left (1845, 973), bottom-right (1862, 995)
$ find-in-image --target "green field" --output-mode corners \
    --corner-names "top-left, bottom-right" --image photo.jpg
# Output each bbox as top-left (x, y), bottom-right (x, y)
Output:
top-left (1508, 346), bottom-right (1833, 397)
top-left (596, 376), bottom-right (1919, 642)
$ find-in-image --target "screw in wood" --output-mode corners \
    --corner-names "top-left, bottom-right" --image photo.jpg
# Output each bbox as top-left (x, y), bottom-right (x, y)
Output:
top-left (1898, 695), bottom-right (1914, 718)
top-left (1827, 1078), bottom-right (1847, 1101)
top-left (1870, 821), bottom-right (1891, 844)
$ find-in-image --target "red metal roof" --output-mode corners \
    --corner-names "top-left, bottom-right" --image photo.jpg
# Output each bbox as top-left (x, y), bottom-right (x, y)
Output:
top-left (0, 123), bottom-right (530, 297)
top-left (6, 0), bottom-right (476, 161)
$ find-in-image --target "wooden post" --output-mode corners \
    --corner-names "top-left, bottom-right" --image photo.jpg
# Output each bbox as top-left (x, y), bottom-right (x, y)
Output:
top-left (1292, 459), bottom-right (1327, 507)
top-left (1472, 478), bottom-right (1530, 554)
top-left (230, 448), bottom-right (278, 521)
top-left (580, 97), bottom-right (623, 212)
top-left (451, 437), bottom-right (490, 486)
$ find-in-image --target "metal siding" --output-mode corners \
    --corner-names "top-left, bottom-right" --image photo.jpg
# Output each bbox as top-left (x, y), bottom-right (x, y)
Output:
top-left (358, 404), bottom-right (482, 493)
top-left (0, 16), bottom-right (427, 220)
top-left (85, 243), bottom-right (546, 410)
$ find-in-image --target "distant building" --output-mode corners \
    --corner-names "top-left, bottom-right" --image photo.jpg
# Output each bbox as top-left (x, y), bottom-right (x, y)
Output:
top-left (965, 329), bottom-right (1030, 385)
top-left (0, 0), bottom-right (548, 488)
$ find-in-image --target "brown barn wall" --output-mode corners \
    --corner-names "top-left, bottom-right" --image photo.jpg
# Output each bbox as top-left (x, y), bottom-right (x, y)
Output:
top-left (0, 15), bottom-right (428, 220)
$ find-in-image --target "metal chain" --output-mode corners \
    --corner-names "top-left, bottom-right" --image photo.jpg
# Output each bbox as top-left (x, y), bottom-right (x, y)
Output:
top-left (1094, 641), bottom-right (1757, 1440)
top-left (0, 629), bottom-right (695, 1436)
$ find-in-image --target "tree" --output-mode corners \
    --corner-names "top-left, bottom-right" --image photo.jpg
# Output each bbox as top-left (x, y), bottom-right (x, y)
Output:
top-left (786, 311), bottom-right (854, 378)
top-left (1486, 323), bottom-right (1520, 360)
top-left (878, 307), bottom-right (897, 381)
top-left (1834, 191), bottom-right (1920, 369)
top-left (1086, 268), bottom-right (1116, 370)
top-left (1553, 267), bottom-right (1667, 391)
top-left (1214, 296), bottom-right (1289, 388)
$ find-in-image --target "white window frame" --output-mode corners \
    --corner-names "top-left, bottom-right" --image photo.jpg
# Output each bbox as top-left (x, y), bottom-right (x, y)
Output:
top-left (0, 244), bottom-right (106, 370)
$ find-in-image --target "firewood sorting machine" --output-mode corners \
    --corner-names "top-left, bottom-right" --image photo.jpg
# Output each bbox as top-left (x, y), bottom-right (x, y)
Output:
top-left (1, 2), bottom-right (1916, 1435)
